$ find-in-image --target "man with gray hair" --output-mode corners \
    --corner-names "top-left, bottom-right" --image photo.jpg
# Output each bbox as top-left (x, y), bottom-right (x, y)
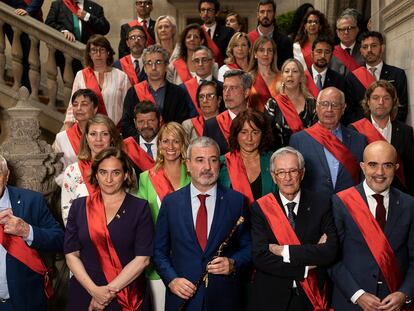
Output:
top-left (204, 69), bottom-right (252, 154)
top-left (121, 45), bottom-right (190, 138)
top-left (0, 155), bottom-right (64, 310)
top-left (250, 146), bottom-right (337, 310)
top-left (154, 136), bottom-right (251, 310)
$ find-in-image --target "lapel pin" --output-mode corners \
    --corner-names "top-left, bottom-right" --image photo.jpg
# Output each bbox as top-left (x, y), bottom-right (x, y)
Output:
top-left (17, 200), bottom-right (21, 204)
top-left (116, 214), bottom-right (120, 219)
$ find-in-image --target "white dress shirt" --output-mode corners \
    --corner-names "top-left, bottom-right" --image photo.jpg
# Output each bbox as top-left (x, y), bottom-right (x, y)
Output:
top-left (371, 115), bottom-right (392, 143)
top-left (311, 65), bottom-right (328, 87)
top-left (139, 135), bottom-right (157, 160)
top-left (190, 183), bottom-right (217, 237)
top-left (204, 22), bottom-right (217, 38)
top-left (366, 61), bottom-right (383, 81)
top-left (340, 42), bottom-right (356, 54)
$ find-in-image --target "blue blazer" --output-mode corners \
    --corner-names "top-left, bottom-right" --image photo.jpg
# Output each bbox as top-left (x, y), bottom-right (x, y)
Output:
top-left (290, 125), bottom-right (367, 196)
top-left (153, 184), bottom-right (251, 311)
top-left (5, 186), bottom-right (64, 310)
top-left (330, 184), bottom-right (414, 310)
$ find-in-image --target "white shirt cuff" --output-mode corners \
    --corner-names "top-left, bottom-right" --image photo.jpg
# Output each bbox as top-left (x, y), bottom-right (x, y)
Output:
top-left (304, 266), bottom-right (309, 278)
top-left (282, 245), bottom-right (290, 263)
top-left (24, 225), bottom-right (34, 246)
top-left (351, 289), bottom-right (365, 304)
top-left (84, 12), bottom-right (90, 21)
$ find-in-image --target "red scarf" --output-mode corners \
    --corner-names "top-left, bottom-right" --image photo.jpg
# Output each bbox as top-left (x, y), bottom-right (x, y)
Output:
top-left (333, 45), bottom-right (361, 72)
top-left (134, 81), bottom-right (156, 104)
top-left (184, 78), bottom-right (202, 115)
top-left (351, 67), bottom-right (376, 89)
top-left (66, 123), bottom-right (82, 155)
top-left (201, 26), bottom-right (224, 66)
top-left (304, 70), bottom-right (320, 99)
top-left (82, 67), bottom-right (108, 116)
top-left (63, 0), bottom-right (79, 14)
top-left (77, 160), bottom-right (96, 195)
top-left (274, 94), bottom-right (304, 133)
top-left (191, 115), bottom-right (204, 137)
top-left (250, 72), bottom-right (273, 112)
top-left (148, 167), bottom-right (175, 201)
top-left (123, 137), bottom-right (155, 171)
top-left (336, 187), bottom-right (403, 293)
top-left (86, 191), bottom-right (144, 310)
top-left (173, 58), bottom-right (193, 83)
top-left (119, 56), bottom-right (139, 86)
top-left (257, 193), bottom-right (329, 310)
top-left (305, 123), bottom-right (360, 184)
top-left (225, 151), bottom-right (254, 205)
top-left (127, 20), bottom-right (154, 47)
top-left (301, 41), bottom-right (313, 70)
top-left (247, 30), bottom-right (260, 45)
top-left (216, 111), bottom-right (232, 143)
top-left (227, 63), bottom-right (241, 70)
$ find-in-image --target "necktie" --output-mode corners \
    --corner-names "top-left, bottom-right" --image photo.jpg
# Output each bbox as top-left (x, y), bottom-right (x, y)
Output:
top-left (134, 60), bottom-right (140, 78)
top-left (207, 28), bottom-right (212, 38)
top-left (72, 14), bottom-right (81, 40)
top-left (144, 143), bottom-right (153, 159)
top-left (345, 48), bottom-right (351, 55)
top-left (373, 194), bottom-right (386, 230)
top-left (286, 202), bottom-right (296, 230)
top-left (142, 19), bottom-right (148, 30)
top-left (196, 194), bottom-right (209, 250)
top-left (369, 67), bottom-right (377, 80)
top-left (316, 74), bottom-right (323, 90)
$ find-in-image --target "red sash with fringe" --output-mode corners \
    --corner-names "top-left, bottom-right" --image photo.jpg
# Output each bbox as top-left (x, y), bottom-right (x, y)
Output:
top-left (63, 0), bottom-right (79, 14)
top-left (216, 111), bottom-right (232, 143)
top-left (86, 191), bottom-right (144, 310)
top-left (184, 78), bottom-right (202, 115)
top-left (128, 20), bottom-right (154, 46)
top-left (301, 42), bottom-right (313, 70)
top-left (336, 187), bottom-right (403, 294)
top-left (304, 70), bottom-right (320, 99)
top-left (351, 67), bottom-right (376, 89)
top-left (225, 151), bottom-right (254, 205)
top-left (173, 59), bottom-right (192, 83)
top-left (148, 167), bottom-right (175, 201)
top-left (201, 26), bottom-right (223, 65)
top-left (275, 94), bottom-right (304, 133)
top-left (305, 123), bottom-right (360, 184)
top-left (82, 67), bottom-right (108, 116)
top-left (77, 160), bottom-right (96, 195)
top-left (119, 56), bottom-right (139, 86)
top-left (248, 30), bottom-right (260, 45)
top-left (134, 81), bottom-right (156, 104)
top-left (123, 137), bottom-right (154, 171)
top-left (257, 193), bottom-right (329, 310)
top-left (66, 123), bottom-right (82, 155)
top-left (191, 115), bottom-right (204, 137)
top-left (333, 45), bottom-right (361, 72)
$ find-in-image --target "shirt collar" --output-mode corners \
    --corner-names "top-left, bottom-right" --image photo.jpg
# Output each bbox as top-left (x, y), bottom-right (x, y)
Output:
top-left (228, 109), bottom-right (237, 120)
top-left (138, 17), bottom-right (150, 24)
top-left (196, 75), bottom-right (213, 84)
top-left (340, 41), bottom-right (356, 52)
top-left (139, 134), bottom-right (157, 145)
top-left (366, 61), bottom-right (383, 73)
top-left (371, 115), bottom-right (391, 129)
top-left (257, 26), bottom-right (274, 38)
top-left (363, 180), bottom-right (390, 198)
top-left (311, 65), bottom-right (327, 79)
top-left (279, 191), bottom-right (301, 211)
top-left (0, 187), bottom-right (11, 211)
top-left (190, 182), bottom-right (217, 198)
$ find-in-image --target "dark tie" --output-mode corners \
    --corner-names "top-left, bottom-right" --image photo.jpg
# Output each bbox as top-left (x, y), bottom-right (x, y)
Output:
top-left (373, 194), bottom-right (386, 230)
top-left (196, 194), bottom-right (209, 250)
top-left (142, 19), bottom-right (148, 30)
top-left (207, 28), bottom-right (212, 38)
top-left (316, 74), bottom-right (323, 90)
top-left (286, 202), bottom-right (296, 230)
top-left (134, 60), bottom-right (140, 78)
top-left (345, 48), bottom-right (351, 55)
top-left (144, 143), bottom-right (153, 159)
top-left (369, 67), bottom-right (377, 80)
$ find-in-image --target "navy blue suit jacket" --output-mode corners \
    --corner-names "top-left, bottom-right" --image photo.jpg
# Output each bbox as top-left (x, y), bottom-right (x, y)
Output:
top-left (153, 184), bottom-right (251, 311)
top-left (330, 184), bottom-right (414, 310)
top-left (2, 0), bottom-right (43, 18)
top-left (289, 125), bottom-right (367, 196)
top-left (5, 186), bottom-right (64, 310)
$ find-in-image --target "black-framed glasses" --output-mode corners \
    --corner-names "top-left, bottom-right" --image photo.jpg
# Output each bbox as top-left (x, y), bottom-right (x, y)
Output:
top-left (143, 60), bottom-right (165, 66)
top-left (89, 47), bottom-right (107, 55)
top-left (136, 1), bottom-right (151, 7)
top-left (128, 35), bottom-right (145, 41)
top-left (337, 26), bottom-right (357, 33)
top-left (200, 8), bottom-right (215, 14)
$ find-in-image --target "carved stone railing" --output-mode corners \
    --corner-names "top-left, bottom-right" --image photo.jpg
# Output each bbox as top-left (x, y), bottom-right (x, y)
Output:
top-left (0, 2), bottom-right (85, 132)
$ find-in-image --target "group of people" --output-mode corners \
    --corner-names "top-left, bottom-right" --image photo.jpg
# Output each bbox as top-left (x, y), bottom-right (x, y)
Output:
top-left (1, 0), bottom-right (414, 310)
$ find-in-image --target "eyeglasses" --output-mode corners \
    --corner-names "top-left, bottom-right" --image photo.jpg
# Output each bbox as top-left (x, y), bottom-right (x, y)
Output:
top-left (198, 93), bottom-right (216, 101)
top-left (143, 60), bottom-right (165, 66)
top-left (317, 101), bottom-right (343, 110)
top-left (337, 26), bottom-right (357, 33)
top-left (274, 169), bottom-right (301, 179)
top-left (192, 57), bottom-right (212, 64)
top-left (370, 95), bottom-right (392, 102)
top-left (366, 162), bottom-right (396, 170)
top-left (128, 35), bottom-right (145, 41)
top-left (200, 8), bottom-right (215, 14)
top-left (135, 1), bottom-right (151, 7)
top-left (89, 47), bottom-right (107, 55)
top-left (307, 20), bottom-right (319, 25)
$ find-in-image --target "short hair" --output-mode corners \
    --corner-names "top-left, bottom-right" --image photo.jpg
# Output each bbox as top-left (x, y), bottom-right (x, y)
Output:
top-left (223, 69), bottom-right (252, 89)
top-left (270, 146), bottom-right (305, 172)
top-left (312, 35), bottom-right (334, 51)
top-left (187, 136), bottom-right (220, 159)
top-left (317, 87), bottom-right (345, 104)
top-left (229, 109), bottom-right (272, 153)
top-left (257, 0), bottom-right (276, 12)
top-left (126, 25), bottom-right (147, 41)
top-left (336, 10), bottom-right (358, 28)
top-left (226, 12), bottom-right (245, 32)
top-left (196, 80), bottom-right (220, 108)
top-left (359, 31), bottom-right (384, 45)
top-left (0, 155), bottom-right (8, 174)
top-left (78, 114), bottom-right (122, 161)
top-left (178, 23), bottom-right (207, 61)
top-left (248, 36), bottom-right (278, 74)
top-left (89, 147), bottom-right (136, 189)
top-left (84, 34), bottom-right (115, 67)
top-left (154, 15), bottom-right (177, 45)
top-left (133, 101), bottom-right (161, 119)
top-left (361, 80), bottom-right (399, 121)
top-left (198, 0), bottom-right (220, 12)
top-left (224, 32), bottom-right (251, 65)
top-left (192, 45), bottom-right (213, 60)
top-left (279, 58), bottom-right (312, 98)
top-left (71, 89), bottom-right (99, 108)
top-left (142, 44), bottom-right (170, 64)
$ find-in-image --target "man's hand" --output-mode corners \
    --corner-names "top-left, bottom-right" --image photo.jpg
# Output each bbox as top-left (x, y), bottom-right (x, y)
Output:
top-left (207, 257), bottom-right (235, 275)
top-left (318, 233), bottom-right (327, 244)
top-left (63, 31), bottom-right (76, 42)
top-left (379, 291), bottom-right (406, 311)
top-left (14, 9), bottom-right (28, 16)
top-left (269, 243), bottom-right (283, 256)
top-left (76, 9), bottom-right (87, 20)
top-left (356, 292), bottom-right (383, 311)
top-left (90, 285), bottom-right (116, 306)
top-left (0, 209), bottom-right (30, 238)
top-left (168, 278), bottom-right (196, 300)
top-left (88, 298), bottom-right (105, 311)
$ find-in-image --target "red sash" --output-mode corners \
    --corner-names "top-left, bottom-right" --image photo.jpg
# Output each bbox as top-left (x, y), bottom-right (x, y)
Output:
top-left (250, 72), bottom-right (273, 112)
top-left (227, 63), bottom-right (241, 70)
top-left (191, 115), bottom-right (204, 137)
top-left (351, 67), bottom-right (376, 89)
top-left (225, 151), bottom-right (254, 205)
top-left (333, 45), bottom-right (361, 72)
top-left (173, 58), bottom-right (192, 83)
top-left (82, 67), bottom-right (108, 116)
top-left (336, 187), bottom-right (403, 293)
top-left (86, 191), bottom-right (143, 310)
top-left (134, 81), bottom-right (156, 104)
top-left (304, 70), bottom-right (320, 99)
top-left (127, 20), bottom-right (154, 47)
top-left (77, 160), bottom-right (96, 195)
top-left (275, 94), bottom-right (304, 133)
top-left (201, 26), bottom-right (224, 65)
top-left (305, 123), bottom-right (360, 184)
top-left (123, 137), bottom-right (154, 171)
top-left (351, 119), bottom-right (406, 187)
top-left (63, 0), bottom-right (79, 14)
top-left (66, 123), bottom-right (82, 155)
top-left (257, 193), bottom-right (329, 310)
top-left (248, 30), bottom-right (260, 45)
top-left (23, 0), bottom-right (43, 21)
top-left (301, 42), bottom-right (313, 70)
top-left (184, 78), bottom-right (202, 115)
top-left (0, 225), bottom-right (53, 298)
top-left (216, 111), bottom-right (232, 143)
top-left (119, 56), bottom-right (139, 86)
top-left (148, 167), bottom-right (175, 201)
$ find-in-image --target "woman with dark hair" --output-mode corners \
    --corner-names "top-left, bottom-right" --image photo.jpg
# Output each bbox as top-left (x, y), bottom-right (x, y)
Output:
top-left (288, 3), bottom-right (314, 40)
top-left (219, 109), bottom-right (275, 205)
top-left (218, 32), bottom-right (250, 81)
top-left (167, 23), bottom-right (207, 85)
top-left (293, 10), bottom-right (332, 71)
top-left (182, 80), bottom-right (222, 140)
top-left (65, 147), bottom-right (153, 311)
top-left (225, 12), bottom-right (245, 33)
top-left (64, 35), bottom-right (130, 129)
top-left (61, 114), bottom-right (123, 226)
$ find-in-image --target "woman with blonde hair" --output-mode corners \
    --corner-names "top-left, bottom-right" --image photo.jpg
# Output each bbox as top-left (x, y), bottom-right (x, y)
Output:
top-left (154, 15), bottom-right (178, 59)
top-left (218, 32), bottom-right (250, 81)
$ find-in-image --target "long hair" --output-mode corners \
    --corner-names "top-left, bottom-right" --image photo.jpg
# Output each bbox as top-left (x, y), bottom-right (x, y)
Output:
top-left (279, 58), bottom-right (313, 99)
top-left (295, 10), bottom-right (332, 46)
top-left (178, 23), bottom-right (207, 61)
top-left (361, 80), bottom-right (399, 121)
top-left (224, 32), bottom-right (251, 65)
top-left (248, 36), bottom-right (278, 75)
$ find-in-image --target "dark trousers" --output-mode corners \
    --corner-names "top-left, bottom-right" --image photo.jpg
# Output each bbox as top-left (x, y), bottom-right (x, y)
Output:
top-left (287, 288), bottom-right (312, 311)
top-left (55, 50), bottom-right (83, 78)
top-left (0, 299), bottom-right (14, 311)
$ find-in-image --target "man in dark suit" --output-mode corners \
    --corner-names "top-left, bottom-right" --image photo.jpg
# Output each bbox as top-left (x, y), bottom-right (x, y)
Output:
top-left (0, 155), bottom-right (64, 310)
top-left (121, 45), bottom-right (189, 138)
top-left (154, 136), bottom-right (251, 311)
top-left (118, 0), bottom-right (155, 58)
top-left (250, 146), bottom-right (338, 310)
top-left (248, 0), bottom-right (293, 70)
top-left (344, 31), bottom-right (409, 124)
top-left (330, 141), bottom-right (414, 311)
top-left (45, 0), bottom-right (110, 74)
top-left (290, 87), bottom-right (367, 196)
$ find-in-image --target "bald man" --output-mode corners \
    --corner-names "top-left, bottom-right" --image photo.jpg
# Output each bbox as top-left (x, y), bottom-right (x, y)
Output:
top-left (330, 141), bottom-right (414, 311)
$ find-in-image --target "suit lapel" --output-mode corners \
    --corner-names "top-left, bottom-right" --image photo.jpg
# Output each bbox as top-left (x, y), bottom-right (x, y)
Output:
top-left (384, 188), bottom-right (403, 238)
top-left (182, 186), bottom-right (201, 251)
top-left (391, 121), bottom-right (403, 148)
top-left (336, 125), bottom-right (352, 180)
top-left (7, 186), bottom-right (23, 217)
top-left (308, 132), bottom-right (331, 182)
top-left (295, 191), bottom-right (311, 239)
top-left (204, 186), bottom-right (226, 254)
